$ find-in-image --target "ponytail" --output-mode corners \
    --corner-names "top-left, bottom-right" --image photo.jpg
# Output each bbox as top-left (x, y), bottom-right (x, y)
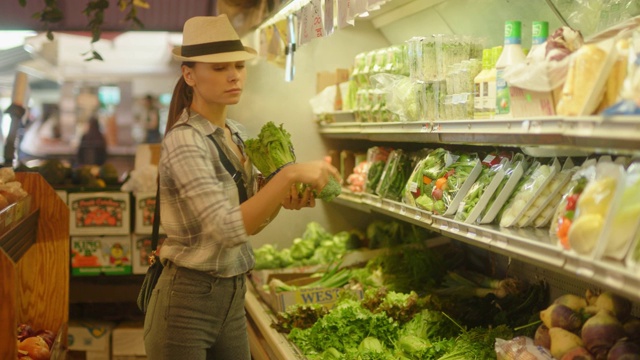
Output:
top-left (165, 62), bottom-right (195, 136)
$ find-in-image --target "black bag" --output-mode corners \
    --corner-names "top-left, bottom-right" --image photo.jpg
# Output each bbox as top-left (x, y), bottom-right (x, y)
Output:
top-left (137, 185), bottom-right (163, 314)
top-left (137, 135), bottom-right (248, 314)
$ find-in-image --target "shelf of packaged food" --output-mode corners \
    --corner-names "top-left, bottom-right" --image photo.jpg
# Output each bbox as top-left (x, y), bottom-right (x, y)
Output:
top-left (331, 190), bottom-right (640, 303)
top-left (318, 116), bottom-right (640, 153)
top-left (245, 282), bottom-right (307, 360)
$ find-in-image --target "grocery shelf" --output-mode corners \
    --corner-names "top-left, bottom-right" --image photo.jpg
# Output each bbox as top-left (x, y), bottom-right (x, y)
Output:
top-left (318, 116), bottom-right (640, 153)
top-left (333, 190), bottom-right (640, 303)
top-left (245, 283), bottom-right (306, 360)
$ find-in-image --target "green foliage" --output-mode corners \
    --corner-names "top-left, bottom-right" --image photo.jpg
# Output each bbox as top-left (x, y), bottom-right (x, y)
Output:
top-left (245, 121), bottom-right (296, 178)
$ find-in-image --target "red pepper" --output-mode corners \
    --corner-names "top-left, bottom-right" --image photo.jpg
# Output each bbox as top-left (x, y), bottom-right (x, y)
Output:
top-left (565, 193), bottom-right (579, 210)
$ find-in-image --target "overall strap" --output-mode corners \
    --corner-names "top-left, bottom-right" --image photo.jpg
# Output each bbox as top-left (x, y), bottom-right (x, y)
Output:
top-left (208, 134), bottom-right (248, 204)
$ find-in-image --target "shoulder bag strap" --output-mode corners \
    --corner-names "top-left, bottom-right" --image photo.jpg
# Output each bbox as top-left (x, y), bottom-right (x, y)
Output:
top-left (208, 134), bottom-right (248, 204)
top-left (151, 180), bottom-right (161, 252)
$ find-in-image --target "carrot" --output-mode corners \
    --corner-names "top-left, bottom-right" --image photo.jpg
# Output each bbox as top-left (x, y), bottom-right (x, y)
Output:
top-left (435, 177), bottom-right (447, 190)
top-left (423, 176), bottom-right (433, 185)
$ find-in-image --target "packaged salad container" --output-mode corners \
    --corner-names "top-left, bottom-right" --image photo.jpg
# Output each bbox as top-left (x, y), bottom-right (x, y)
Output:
top-left (439, 153), bottom-right (482, 216)
top-left (455, 157), bottom-right (511, 223)
top-left (364, 146), bottom-right (392, 195)
top-left (566, 162), bottom-right (625, 258)
top-left (402, 148), bottom-right (452, 209)
top-left (549, 159), bottom-right (597, 250)
top-left (478, 155), bottom-right (528, 224)
top-left (376, 149), bottom-right (413, 202)
top-left (518, 158), bottom-right (577, 227)
top-left (594, 161), bottom-right (640, 261)
top-left (499, 158), bottom-right (560, 228)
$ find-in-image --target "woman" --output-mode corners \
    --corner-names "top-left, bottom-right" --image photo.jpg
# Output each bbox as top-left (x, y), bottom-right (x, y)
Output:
top-left (143, 15), bottom-right (340, 359)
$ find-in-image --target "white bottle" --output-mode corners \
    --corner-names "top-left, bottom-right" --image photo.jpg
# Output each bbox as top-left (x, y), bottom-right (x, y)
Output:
top-left (485, 46), bottom-right (502, 119)
top-left (495, 21), bottom-right (527, 118)
top-left (473, 49), bottom-right (491, 119)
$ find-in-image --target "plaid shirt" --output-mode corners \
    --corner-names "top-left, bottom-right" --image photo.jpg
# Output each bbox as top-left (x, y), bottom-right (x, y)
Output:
top-left (158, 110), bottom-right (258, 277)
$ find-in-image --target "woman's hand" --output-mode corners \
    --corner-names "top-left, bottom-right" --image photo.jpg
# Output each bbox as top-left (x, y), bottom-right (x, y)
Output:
top-left (288, 160), bottom-right (341, 193)
top-left (281, 185), bottom-right (315, 210)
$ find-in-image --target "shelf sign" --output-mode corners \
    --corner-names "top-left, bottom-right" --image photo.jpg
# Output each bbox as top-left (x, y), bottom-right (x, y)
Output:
top-left (324, 0), bottom-right (335, 36)
top-left (337, 0), bottom-right (353, 28)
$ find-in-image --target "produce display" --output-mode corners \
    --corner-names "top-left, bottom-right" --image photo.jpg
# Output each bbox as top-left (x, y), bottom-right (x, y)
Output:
top-left (25, 159), bottom-right (120, 188)
top-left (245, 121), bottom-right (341, 201)
top-left (16, 324), bottom-right (58, 360)
top-left (270, 242), bottom-right (551, 360)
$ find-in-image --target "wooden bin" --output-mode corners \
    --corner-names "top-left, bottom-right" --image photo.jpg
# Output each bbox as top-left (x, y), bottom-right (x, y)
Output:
top-left (0, 173), bottom-right (70, 359)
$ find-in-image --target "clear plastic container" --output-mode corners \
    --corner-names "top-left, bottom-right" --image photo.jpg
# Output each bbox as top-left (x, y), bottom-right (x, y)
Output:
top-left (407, 37), bottom-right (425, 82)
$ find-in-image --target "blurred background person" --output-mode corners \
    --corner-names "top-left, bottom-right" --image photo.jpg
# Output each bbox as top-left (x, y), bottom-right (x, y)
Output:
top-left (77, 116), bottom-right (107, 166)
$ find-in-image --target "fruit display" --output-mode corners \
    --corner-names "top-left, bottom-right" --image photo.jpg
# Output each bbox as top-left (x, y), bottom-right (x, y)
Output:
top-left (16, 324), bottom-right (58, 360)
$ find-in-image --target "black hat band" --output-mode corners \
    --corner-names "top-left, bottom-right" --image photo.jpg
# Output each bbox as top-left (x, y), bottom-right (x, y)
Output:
top-left (181, 40), bottom-right (245, 57)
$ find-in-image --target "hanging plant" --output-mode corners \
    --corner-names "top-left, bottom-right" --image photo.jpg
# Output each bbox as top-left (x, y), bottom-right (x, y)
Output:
top-left (18, 0), bottom-right (151, 61)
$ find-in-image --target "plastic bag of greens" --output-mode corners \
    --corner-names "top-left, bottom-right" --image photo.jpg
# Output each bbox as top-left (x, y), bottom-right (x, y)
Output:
top-left (402, 148), bottom-right (452, 210)
top-left (455, 157), bottom-right (510, 223)
top-left (376, 149), bottom-right (413, 202)
top-left (435, 153), bottom-right (481, 216)
top-left (477, 154), bottom-right (528, 224)
top-left (499, 158), bottom-right (560, 228)
top-left (364, 146), bottom-right (392, 195)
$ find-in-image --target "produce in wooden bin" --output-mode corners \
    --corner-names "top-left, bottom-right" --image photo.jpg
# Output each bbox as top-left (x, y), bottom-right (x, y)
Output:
top-left (16, 323), bottom-right (57, 360)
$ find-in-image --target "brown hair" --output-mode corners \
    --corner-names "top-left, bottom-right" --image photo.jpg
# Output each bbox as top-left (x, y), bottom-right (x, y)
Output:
top-left (165, 62), bottom-right (195, 136)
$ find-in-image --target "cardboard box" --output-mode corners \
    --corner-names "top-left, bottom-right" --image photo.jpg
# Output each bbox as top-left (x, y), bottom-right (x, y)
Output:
top-left (112, 322), bottom-right (146, 358)
top-left (268, 273), bottom-right (364, 312)
top-left (134, 192), bottom-right (164, 235)
top-left (132, 234), bottom-right (167, 274)
top-left (67, 321), bottom-right (114, 358)
top-left (316, 68), bottom-right (350, 93)
top-left (68, 192), bottom-right (131, 236)
top-left (509, 86), bottom-right (556, 118)
top-left (71, 236), bottom-right (132, 276)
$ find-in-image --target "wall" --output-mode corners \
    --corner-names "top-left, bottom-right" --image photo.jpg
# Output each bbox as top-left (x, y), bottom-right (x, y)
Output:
top-left (229, 21), bottom-right (390, 247)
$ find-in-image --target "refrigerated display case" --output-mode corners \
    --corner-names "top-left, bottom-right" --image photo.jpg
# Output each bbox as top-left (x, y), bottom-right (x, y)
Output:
top-left (239, 0), bottom-right (640, 358)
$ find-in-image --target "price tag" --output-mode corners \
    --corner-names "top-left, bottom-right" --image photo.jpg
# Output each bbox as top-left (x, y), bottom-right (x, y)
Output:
top-left (439, 220), bottom-right (448, 232)
top-left (414, 211), bottom-right (422, 221)
top-left (467, 227), bottom-right (476, 238)
top-left (375, 197), bottom-right (383, 208)
top-left (494, 235), bottom-right (508, 249)
top-left (477, 230), bottom-right (491, 244)
top-left (574, 121), bottom-right (595, 136)
top-left (421, 124), bottom-right (429, 132)
top-left (604, 270), bottom-right (625, 290)
top-left (399, 206), bottom-right (407, 216)
top-left (576, 265), bottom-right (595, 279)
top-left (450, 222), bottom-right (460, 233)
top-left (521, 120), bottom-right (531, 131)
top-left (387, 202), bottom-right (396, 213)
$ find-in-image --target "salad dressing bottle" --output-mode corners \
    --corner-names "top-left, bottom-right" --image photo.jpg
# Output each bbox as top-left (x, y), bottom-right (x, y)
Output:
top-left (485, 46), bottom-right (502, 119)
top-left (473, 48), bottom-right (491, 119)
top-left (495, 21), bottom-right (527, 118)
top-left (529, 21), bottom-right (549, 57)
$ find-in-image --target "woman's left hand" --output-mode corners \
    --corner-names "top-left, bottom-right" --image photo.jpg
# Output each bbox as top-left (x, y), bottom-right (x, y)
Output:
top-left (282, 185), bottom-right (315, 210)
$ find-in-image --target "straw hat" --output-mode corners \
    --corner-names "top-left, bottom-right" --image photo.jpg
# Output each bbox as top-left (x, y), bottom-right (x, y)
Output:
top-left (172, 15), bottom-right (257, 63)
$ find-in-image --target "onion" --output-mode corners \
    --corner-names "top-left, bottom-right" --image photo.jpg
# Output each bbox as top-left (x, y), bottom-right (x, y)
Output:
top-left (541, 303), bottom-right (583, 331)
top-left (16, 324), bottom-right (35, 341)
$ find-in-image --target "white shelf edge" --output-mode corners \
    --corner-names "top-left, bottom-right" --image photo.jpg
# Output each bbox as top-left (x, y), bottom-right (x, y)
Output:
top-left (334, 190), bottom-right (640, 302)
top-left (318, 116), bottom-right (640, 153)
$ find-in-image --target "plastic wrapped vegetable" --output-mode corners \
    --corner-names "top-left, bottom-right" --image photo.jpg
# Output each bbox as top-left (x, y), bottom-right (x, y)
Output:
top-left (568, 163), bottom-right (624, 255)
top-left (517, 162), bottom-right (576, 227)
top-left (499, 160), bottom-right (555, 228)
top-left (364, 147), bottom-right (392, 194)
top-left (550, 170), bottom-right (592, 250)
top-left (376, 149), bottom-right (413, 201)
top-left (435, 153), bottom-right (480, 215)
top-left (455, 159), bottom-right (507, 222)
top-left (602, 163), bottom-right (640, 259)
top-left (478, 154), bottom-right (527, 223)
top-left (402, 148), bottom-right (450, 209)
